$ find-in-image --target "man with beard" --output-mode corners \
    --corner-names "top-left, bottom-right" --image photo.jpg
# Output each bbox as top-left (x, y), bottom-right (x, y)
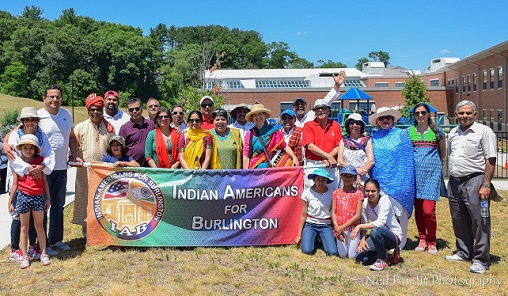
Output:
top-left (228, 104), bottom-right (254, 139)
top-left (103, 90), bottom-right (130, 134)
top-left (294, 71), bottom-right (346, 128)
top-left (119, 98), bottom-right (155, 167)
top-left (72, 94), bottom-right (115, 238)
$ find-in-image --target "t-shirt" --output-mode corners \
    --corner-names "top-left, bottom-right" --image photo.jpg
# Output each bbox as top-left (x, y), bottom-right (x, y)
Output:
top-left (301, 187), bottom-right (333, 225)
top-left (101, 154), bottom-right (133, 164)
top-left (37, 107), bottom-right (73, 170)
top-left (18, 156), bottom-right (45, 196)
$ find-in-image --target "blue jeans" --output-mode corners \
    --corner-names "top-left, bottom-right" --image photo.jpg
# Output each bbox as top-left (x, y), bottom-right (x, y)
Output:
top-left (301, 222), bottom-right (339, 256)
top-left (46, 170), bottom-right (67, 245)
top-left (357, 226), bottom-right (398, 263)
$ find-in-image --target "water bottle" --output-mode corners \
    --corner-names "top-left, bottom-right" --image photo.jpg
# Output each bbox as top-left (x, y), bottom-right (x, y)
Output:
top-left (480, 200), bottom-right (489, 218)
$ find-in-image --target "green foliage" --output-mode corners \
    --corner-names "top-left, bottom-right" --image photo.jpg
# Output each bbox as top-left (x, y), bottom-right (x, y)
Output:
top-left (317, 60), bottom-right (347, 68)
top-left (401, 73), bottom-right (430, 116)
top-left (355, 57), bottom-right (369, 71)
top-left (356, 51), bottom-right (390, 70)
top-left (0, 108), bottom-right (19, 126)
top-left (0, 61), bottom-right (29, 96)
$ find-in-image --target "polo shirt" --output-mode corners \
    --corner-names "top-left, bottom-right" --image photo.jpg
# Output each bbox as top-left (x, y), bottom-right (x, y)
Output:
top-left (201, 117), bottom-right (214, 130)
top-left (104, 110), bottom-right (131, 135)
top-left (302, 119), bottom-right (342, 161)
top-left (448, 122), bottom-right (496, 177)
top-left (119, 118), bottom-right (155, 167)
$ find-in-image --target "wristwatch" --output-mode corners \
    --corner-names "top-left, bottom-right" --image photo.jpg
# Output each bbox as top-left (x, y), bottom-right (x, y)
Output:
top-left (482, 183), bottom-right (491, 188)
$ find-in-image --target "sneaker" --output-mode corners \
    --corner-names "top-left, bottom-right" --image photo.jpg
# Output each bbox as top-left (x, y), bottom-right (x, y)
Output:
top-left (427, 244), bottom-right (438, 255)
top-left (9, 249), bottom-right (23, 262)
top-left (52, 241), bottom-right (70, 251)
top-left (414, 240), bottom-right (427, 252)
top-left (40, 254), bottom-right (51, 266)
top-left (28, 245), bottom-right (41, 260)
top-left (369, 258), bottom-right (388, 271)
top-left (46, 246), bottom-right (59, 257)
top-left (445, 254), bottom-right (464, 262)
top-left (470, 263), bottom-right (487, 274)
top-left (20, 256), bottom-right (30, 269)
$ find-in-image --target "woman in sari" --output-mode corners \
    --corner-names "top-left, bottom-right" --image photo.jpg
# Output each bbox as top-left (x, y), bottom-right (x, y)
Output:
top-left (178, 111), bottom-right (219, 170)
top-left (242, 103), bottom-right (298, 169)
top-left (210, 109), bottom-right (243, 169)
top-left (145, 108), bottom-right (180, 168)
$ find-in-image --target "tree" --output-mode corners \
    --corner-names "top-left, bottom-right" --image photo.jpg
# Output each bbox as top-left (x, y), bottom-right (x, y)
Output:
top-left (20, 5), bottom-right (44, 21)
top-left (401, 73), bottom-right (429, 116)
top-left (0, 61), bottom-right (29, 96)
top-left (317, 60), bottom-right (347, 68)
top-left (368, 51), bottom-right (390, 67)
top-left (355, 57), bottom-right (369, 71)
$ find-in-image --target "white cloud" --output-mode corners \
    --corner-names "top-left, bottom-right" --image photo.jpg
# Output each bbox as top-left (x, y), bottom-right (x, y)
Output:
top-left (439, 49), bottom-right (450, 54)
top-left (296, 31), bottom-right (312, 36)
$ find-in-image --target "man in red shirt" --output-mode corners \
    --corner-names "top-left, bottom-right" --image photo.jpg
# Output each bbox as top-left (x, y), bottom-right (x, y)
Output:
top-left (302, 99), bottom-right (342, 189)
top-left (199, 96), bottom-right (215, 130)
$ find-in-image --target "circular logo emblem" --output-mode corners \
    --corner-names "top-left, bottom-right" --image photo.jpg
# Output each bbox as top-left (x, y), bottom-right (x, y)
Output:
top-left (93, 171), bottom-right (165, 240)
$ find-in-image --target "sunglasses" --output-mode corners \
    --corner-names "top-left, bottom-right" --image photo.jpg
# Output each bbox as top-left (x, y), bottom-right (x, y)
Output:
top-left (89, 107), bottom-right (103, 112)
top-left (128, 106), bottom-right (141, 112)
top-left (22, 117), bottom-right (38, 122)
top-left (414, 111), bottom-right (428, 116)
top-left (378, 116), bottom-right (393, 121)
top-left (281, 116), bottom-right (294, 120)
top-left (201, 103), bottom-right (213, 108)
top-left (348, 120), bottom-right (363, 126)
top-left (158, 115), bottom-right (170, 119)
top-left (172, 111), bottom-right (184, 115)
top-left (189, 119), bottom-right (201, 123)
top-left (457, 111), bottom-right (474, 115)
top-left (148, 104), bottom-right (159, 108)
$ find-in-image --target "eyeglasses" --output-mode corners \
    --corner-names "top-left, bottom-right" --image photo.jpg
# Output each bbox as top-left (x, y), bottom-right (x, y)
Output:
top-left (189, 119), bottom-right (201, 123)
top-left (89, 107), bottom-right (103, 112)
top-left (414, 111), bottom-right (428, 116)
top-left (201, 103), bottom-right (213, 108)
top-left (348, 120), bottom-right (363, 126)
top-left (158, 115), bottom-right (170, 119)
top-left (457, 111), bottom-right (474, 115)
top-left (378, 116), bottom-right (393, 121)
top-left (148, 104), bottom-right (159, 108)
top-left (46, 95), bottom-right (62, 100)
top-left (281, 116), bottom-right (294, 120)
top-left (172, 111), bottom-right (184, 115)
top-left (22, 117), bottom-right (38, 122)
top-left (128, 106), bottom-right (141, 112)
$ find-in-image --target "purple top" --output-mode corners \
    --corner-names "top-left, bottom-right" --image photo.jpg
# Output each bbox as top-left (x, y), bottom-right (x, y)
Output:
top-left (119, 118), bottom-right (155, 167)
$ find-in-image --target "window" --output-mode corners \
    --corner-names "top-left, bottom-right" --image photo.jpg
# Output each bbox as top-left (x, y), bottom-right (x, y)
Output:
top-left (467, 75), bottom-right (471, 92)
top-left (498, 109), bottom-right (503, 131)
top-left (482, 109), bottom-right (487, 124)
top-left (455, 78), bottom-right (458, 93)
top-left (447, 79), bottom-right (450, 86)
top-left (498, 67), bottom-right (503, 88)
top-left (205, 80), bottom-right (244, 90)
top-left (374, 82), bottom-right (389, 87)
top-left (483, 70), bottom-right (487, 90)
top-left (490, 68), bottom-right (495, 89)
top-left (329, 102), bottom-right (342, 119)
top-left (256, 80), bottom-right (310, 88)
top-left (349, 102), bottom-right (375, 112)
top-left (430, 79), bottom-right (439, 87)
top-left (395, 82), bottom-right (405, 87)
top-left (343, 80), bottom-right (366, 87)
top-left (462, 76), bottom-right (466, 92)
top-left (473, 73), bottom-right (477, 92)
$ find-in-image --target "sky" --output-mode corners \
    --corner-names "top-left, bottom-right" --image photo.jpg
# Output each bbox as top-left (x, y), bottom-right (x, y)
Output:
top-left (2, 0), bottom-right (508, 72)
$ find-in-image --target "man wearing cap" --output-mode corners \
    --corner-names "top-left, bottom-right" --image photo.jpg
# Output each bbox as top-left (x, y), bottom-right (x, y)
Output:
top-left (200, 96), bottom-right (215, 130)
top-left (72, 93), bottom-right (115, 237)
top-left (229, 104), bottom-right (254, 139)
top-left (302, 99), bottom-right (343, 189)
top-left (103, 90), bottom-right (130, 134)
top-left (119, 97), bottom-right (155, 167)
top-left (279, 109), bottom-right (303, 165)
top-left (146, 97), bottom-right (160, 122)
top-left (445, 100), bottom-right (496, 274)
top-left (294, 71), bottom-right (346, 127)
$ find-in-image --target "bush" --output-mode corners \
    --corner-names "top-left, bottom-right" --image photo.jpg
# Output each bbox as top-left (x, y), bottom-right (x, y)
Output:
top-left (1, 109), bottom-right (19, 126)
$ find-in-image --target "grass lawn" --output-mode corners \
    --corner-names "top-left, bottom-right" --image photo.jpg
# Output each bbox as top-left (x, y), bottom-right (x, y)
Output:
top-left (0, 192), bottom-right (506, 295)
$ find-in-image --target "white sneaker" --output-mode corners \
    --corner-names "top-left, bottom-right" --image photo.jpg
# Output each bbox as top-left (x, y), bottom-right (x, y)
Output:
top-left (20, 256), bottom-right (30, 269)
top-left (470, 263), bottom-right (487, 274)
top-left (9, 249), bottom-right (23, 262)
top-left (445, 254), bottom-right (464, 261)
top-left (40, 254), bottom-right (51, 266)
top-left (52, 241), bottom-right (70, 251)
top-left (46, 246), bottom-right (59, 256)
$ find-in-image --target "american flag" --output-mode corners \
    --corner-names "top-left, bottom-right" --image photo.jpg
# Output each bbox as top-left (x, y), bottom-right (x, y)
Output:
top-left (104, 180), bottom-right (129, 199)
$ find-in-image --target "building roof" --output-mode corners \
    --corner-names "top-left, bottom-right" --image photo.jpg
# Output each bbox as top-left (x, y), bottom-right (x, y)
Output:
top-left (439, 40), bottom-right (508, 71)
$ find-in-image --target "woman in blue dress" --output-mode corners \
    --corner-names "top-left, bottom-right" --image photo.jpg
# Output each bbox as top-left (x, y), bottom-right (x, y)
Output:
top-left (408, 103), bottom-right (446, 255)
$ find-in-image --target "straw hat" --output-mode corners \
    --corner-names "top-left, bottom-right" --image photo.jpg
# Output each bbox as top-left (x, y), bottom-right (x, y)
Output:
top-left (245, 103), bottom-right (271, 122)
top-left (18, 107), bottom-right (39, 121)
top-left (368, 107), bottom-right (401, 127)
top-left (16, 134), bottom-right (41, 154)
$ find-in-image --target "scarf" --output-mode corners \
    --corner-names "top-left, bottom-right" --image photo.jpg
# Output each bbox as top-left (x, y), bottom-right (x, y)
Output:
top-left (185, 128), bottom-right (220, 169)
top-left (250, 124), bottom-right (285, 169)
top-left (155, 127), bottom-right (179, 168)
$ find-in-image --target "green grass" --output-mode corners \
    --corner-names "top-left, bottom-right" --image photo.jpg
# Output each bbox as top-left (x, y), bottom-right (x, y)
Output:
top-left (0, 192), bottom-right (506, 295)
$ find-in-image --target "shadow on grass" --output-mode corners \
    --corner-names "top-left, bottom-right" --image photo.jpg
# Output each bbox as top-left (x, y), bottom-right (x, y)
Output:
top-left (404, 236), bottom-right (451, 251)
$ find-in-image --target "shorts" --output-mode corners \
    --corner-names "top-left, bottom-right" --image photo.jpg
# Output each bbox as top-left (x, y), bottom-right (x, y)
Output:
top-left (14, 190), bottom-right (45, 214)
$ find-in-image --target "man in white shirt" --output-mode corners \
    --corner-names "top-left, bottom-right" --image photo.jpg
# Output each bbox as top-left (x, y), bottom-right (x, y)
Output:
top-left (103, 90), bottom-right (130, 134)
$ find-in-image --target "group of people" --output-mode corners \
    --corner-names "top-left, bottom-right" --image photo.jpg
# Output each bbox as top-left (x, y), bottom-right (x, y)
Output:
top-left (2, 76), bottom-right (496, 274)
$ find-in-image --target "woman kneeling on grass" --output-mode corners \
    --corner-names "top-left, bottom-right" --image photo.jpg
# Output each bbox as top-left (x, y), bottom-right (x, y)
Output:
top-left (351, 178), bottom-right (402, 271)
top-left (294, 169), bottom-right (339, 256)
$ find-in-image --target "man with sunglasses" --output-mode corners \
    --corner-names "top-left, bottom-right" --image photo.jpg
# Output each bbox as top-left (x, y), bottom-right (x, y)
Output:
top-left (103, 90), bottom-right (130, 135)
top-left (446, 100), bottom-right (496, 274)
top-left (119, 98), bottom-right (155, 167)
top-left (199, 96), bottom-right (215, 130)
top-left (146, 98), bottom-right (160, 122)
top-left (229, 104), bottom-right (254, 139)
top-left (71, 93), bottom-right (115, 238)
top-left (170, 105), bottom-right (187, 131)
